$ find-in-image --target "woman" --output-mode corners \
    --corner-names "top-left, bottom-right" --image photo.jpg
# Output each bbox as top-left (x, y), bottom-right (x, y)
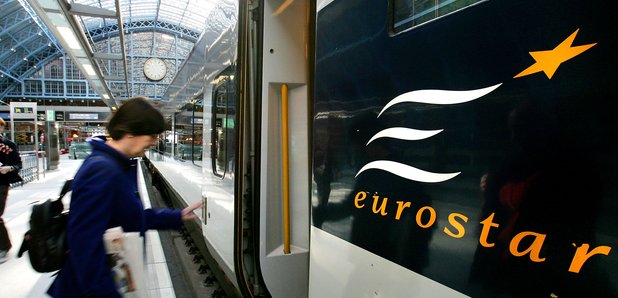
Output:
top-left (48, 97), bottom-right (202, 297)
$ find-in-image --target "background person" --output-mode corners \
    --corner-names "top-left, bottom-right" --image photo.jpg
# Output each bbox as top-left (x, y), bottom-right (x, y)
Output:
top-left (0, 118), bottom-right (23, 264)
top-left (47, 97), bottom-right (202, 297)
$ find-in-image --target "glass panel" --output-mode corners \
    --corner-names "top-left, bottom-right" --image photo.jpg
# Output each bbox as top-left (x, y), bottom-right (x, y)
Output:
top-left (393, 0), bottom-right (483, 32)
top-left (45, 80), bottom-right (64, 95)
top-left (210, 72), bottom-right (236, 177)
top-left (45, 62), bottom-right (63, 79)
top-left (174, 124), bottom-right (193, 160)
top-left (66, 81), bottom-right (87, 95)
top-left (66, 58), bottom-right (85, 79)
top-left (72, 0), bottom-right (216, 34)
top-left (174, 102), bottom-right (203, 164)
top-left (24, 80), bottom-right (42, 95)
top-left (192, 99), bottom-right (204, 165)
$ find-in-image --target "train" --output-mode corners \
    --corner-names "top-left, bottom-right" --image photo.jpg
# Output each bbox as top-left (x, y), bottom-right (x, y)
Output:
top-left (144, 0), bottom-right (618, 297)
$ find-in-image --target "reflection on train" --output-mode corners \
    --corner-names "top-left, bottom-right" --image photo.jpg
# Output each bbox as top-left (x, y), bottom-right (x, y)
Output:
top-left (68, 142), bottom-right (91, 159)
top-left (211, 67), bottom-right (236, 178)
top-left (156, 101), bottom-right (203, 163)
top-left (174, 102), bottom-right (204, 163)
top-left (145, 0), bottom-right (618, 297)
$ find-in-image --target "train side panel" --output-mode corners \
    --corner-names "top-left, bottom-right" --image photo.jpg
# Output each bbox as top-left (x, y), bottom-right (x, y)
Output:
top-left (258, 0), bottom-right (311, 297)
top-left (200, 0), bottom-right (241, 291)
top-left (310, 0), bottom-right (617, 297)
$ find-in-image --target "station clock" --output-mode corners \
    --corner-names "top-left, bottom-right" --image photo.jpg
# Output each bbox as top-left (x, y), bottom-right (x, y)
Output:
top-left (143, 58), bottom-right (167, 81)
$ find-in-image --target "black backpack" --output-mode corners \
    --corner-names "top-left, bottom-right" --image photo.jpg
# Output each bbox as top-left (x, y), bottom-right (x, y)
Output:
top-left (17, 179), bottom-right (72, 273)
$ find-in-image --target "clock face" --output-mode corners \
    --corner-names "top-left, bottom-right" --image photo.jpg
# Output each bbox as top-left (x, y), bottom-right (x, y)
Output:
top-left (143, 58), bottom-right (167, 81)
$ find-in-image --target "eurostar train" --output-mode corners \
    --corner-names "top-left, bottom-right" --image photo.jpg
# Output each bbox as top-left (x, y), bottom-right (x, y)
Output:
top-left (145, 0), bottom-right (618, 296)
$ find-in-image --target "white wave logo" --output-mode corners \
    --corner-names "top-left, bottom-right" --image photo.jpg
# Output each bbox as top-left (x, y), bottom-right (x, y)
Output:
top-left (377, 84), bottom-right (502, 117)
top-left (366, 127), bottom-right (443, 145)
top-left (356, 83), bottom-right (502, 183)
top-left (356, 161), bottom-right (461, 183)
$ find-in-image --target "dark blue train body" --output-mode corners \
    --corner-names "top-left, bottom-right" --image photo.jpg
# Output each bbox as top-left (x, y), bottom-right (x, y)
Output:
top-left (313, 0), bottom-right (617, 296)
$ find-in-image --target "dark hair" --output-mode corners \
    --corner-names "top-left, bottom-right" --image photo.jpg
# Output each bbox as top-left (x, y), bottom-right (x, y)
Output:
top-left (106, 97), bottom-right (165, 140)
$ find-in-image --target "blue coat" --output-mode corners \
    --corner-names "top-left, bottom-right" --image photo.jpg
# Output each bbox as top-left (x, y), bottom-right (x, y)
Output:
top-left (48, 137), bottom-right (182, 297)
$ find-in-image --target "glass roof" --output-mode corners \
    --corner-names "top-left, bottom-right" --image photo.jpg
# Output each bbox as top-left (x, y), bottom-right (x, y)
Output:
top-left (1, 0), bottom-right (217, 103)
top-left (0, 0), bottom-right (62, 99)
top-left (73, 0), bottom-right (215, 36)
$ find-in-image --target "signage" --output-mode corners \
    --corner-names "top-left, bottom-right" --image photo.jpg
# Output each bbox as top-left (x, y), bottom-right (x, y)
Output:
top-left (46, 110), bottom-right (55, 121)
top-left (9, 102), bottom-right (37, 120)
top-left (15, 107), bottom-right (33, 114)
top-left (68, 113), bottom-right (99, 120)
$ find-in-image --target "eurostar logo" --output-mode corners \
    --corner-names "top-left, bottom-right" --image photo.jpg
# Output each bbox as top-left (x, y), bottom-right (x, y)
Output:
top-left (514, 29), bottom-right (596, 79)
top-left (356, 29), bottom-right (596, 183)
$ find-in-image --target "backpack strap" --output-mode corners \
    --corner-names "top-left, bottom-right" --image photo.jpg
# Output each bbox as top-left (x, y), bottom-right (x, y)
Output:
top-left (16, 232), bottom-right (29, 257)
top-left (57, 179), bottom-right (73, 200)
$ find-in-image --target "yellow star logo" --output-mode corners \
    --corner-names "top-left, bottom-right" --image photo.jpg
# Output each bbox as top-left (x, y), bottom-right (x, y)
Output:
top-left (514, 29), bottom-right (596, 79)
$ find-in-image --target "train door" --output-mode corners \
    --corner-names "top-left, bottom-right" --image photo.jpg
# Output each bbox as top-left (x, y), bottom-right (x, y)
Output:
top-left (248, 0), bottom-right (314, 297)
top-left (198, 0), bottom-right (241, 294)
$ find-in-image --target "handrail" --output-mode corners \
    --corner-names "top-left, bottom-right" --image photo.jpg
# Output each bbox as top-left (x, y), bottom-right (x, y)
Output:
top-left (11, 151), bottom-right (42, 187)
top-left (281, 83), bottom-right (291, 254)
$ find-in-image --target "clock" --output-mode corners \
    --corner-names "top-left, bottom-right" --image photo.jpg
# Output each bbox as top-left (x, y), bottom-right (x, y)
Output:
top-left (143, 58), bottom-right (167, 81)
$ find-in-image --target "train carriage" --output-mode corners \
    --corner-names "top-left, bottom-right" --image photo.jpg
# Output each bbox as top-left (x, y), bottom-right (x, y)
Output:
top-left (148, 0), bottom-right (618, 297)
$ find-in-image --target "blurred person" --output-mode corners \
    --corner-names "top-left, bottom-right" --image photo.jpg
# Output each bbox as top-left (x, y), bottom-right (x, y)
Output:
top-left (0, 118), bottom-right (23, 264)
top-left (47, 97), bottom-right (202, 297)
top-left (469, 102), bottom-right (614, 297)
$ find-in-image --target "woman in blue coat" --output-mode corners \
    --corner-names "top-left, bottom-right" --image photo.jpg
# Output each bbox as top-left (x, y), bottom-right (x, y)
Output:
top-left (48, 97), bottom-right (201, 297)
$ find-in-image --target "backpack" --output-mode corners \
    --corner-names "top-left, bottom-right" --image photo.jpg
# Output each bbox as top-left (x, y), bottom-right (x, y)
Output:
top-left (17, 179), bottom-right (73, 273)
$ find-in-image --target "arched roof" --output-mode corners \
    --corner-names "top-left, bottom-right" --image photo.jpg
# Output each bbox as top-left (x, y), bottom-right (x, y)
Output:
top-left (0, 0), bottom-right (214, 101)
top-left (0, 0), bottom-right (60, 97)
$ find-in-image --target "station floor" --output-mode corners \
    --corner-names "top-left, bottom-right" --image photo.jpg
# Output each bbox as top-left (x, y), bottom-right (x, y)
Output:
top-left (0, 154), bottom-right (176, 298)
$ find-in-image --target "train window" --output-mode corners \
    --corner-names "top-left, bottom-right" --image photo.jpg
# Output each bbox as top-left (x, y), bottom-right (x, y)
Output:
top-left (191, 99), bottom-right (204, 166)
top-left (173, 98), bottom-right (204, 165)
top-left (210, 71), bottom-right (236, 178)
top-left (392, 0), bottom-right (484, 32)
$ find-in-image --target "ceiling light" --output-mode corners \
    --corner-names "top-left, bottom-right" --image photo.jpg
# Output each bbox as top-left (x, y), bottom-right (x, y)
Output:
top-left (57, 26), bottom-right (81, 50)
top-left (82, 64), bottom-right (96, 76)
top-left (37, 0), bottom-right (60, 10)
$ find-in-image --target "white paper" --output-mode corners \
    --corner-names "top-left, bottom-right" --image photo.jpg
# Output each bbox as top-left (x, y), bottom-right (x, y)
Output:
top-left (104, 227), bottom-right (147, 298)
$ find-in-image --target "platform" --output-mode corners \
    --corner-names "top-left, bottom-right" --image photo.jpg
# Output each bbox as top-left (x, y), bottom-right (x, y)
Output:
top-left (0, 154), bottom-right (176, 298)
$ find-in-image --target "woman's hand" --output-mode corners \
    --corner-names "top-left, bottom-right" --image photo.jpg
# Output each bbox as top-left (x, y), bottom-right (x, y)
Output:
top-left (0, 166), bottom-right (14, 175)
top-left (181, 201), bottom-right (204, 221)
